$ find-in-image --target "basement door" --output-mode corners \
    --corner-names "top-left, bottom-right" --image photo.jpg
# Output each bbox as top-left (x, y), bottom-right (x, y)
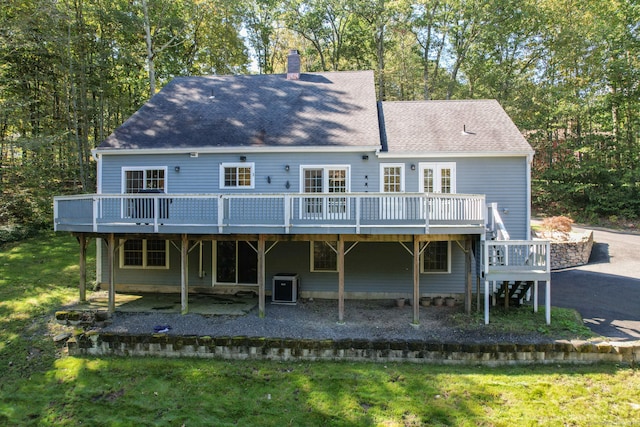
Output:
top-left (214, 241), bottom-right (258, 286)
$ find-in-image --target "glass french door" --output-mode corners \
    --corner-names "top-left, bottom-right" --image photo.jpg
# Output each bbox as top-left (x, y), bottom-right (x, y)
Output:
top-left (380, 164), bottom-right (405, 219)
top-left (301, 167), bottom-right (348, 220)
top-left (122, 168), bottom-right (167, 219)
top-left (420, 163), bottom-right (456, 220)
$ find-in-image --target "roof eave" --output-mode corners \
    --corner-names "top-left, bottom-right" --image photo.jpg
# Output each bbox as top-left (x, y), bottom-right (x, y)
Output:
top-left (376, 150), bottom-right (534, 159)
top-left (92, 145), bottom-right (382, 157)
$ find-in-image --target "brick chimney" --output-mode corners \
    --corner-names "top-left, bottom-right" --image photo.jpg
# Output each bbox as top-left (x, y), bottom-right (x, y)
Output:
top-left (286, 49), bottom-right (301, 80)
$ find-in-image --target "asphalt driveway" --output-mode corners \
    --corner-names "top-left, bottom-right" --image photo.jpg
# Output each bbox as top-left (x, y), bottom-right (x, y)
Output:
top-left (544, 224), bottom-right (640, 341)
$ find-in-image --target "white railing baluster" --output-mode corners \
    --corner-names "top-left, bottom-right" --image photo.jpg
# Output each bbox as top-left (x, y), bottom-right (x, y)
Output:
top-left (54, 192), bottom-right (486, 233)
top-left (217, 196), bottom-right (224, 233)
top-left (284, 194), bottom-right (291, 233)
top-left (93, 197), bottom-right (98, 232)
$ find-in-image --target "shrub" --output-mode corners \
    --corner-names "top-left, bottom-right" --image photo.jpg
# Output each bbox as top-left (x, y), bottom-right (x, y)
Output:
top-left (541, 216), bottom-right (573, 233)
top-left (537, 216), bottom-right (574, 241)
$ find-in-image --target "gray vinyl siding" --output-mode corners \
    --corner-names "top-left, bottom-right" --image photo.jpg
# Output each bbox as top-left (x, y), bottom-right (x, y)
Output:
top-left (97, 151), bottom-right (526, 293)
top-left (102, 239), bottom-right (468, 295)
top-left (458, 157), bottom-right (529, 240)
top-left (99, 152), bottom-right (377, 194)
top-left (99, 152), bottom-right (528, 238)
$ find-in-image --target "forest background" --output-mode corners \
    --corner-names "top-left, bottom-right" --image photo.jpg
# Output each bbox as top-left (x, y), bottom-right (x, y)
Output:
top-left (1, 0), bottom-right (638, 236)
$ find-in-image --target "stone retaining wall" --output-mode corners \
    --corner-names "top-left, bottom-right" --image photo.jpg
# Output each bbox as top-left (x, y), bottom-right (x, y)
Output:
top-left (66, 333), bottom-right (639, 366)
top-left (549, 231), bottom-right (594, 270)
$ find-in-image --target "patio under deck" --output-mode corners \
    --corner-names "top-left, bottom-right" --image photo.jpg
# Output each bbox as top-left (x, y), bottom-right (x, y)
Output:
top-left (67, 291), bottom-right (258, 316)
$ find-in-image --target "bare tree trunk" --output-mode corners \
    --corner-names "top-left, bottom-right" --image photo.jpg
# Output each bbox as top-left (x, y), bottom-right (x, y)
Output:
top-left (376, 19), bottom-right (385, 101)
top-left (141, 0), bottom-right (156, 98)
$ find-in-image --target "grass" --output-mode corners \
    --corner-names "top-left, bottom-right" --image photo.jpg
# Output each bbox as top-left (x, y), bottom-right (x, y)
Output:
top-left (1, 358), bottom-right (639, 426)
top-left (0, 232), bottom-right (638, 426)
top-left (452, 305), bottom-right (595, 340)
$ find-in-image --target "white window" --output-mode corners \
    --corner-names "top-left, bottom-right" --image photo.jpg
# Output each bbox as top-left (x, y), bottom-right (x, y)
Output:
top-left (120, 239), bottom-right (169, 269)
top-left (310, 241), bottom-right (338, 272)
top-left (300, 166), bottom-right (350, 219)
top-left (219, 162), bottom-right (255, 189)
top-left (419, 163), bottom-right (456, 193)
top-left (380, 164), bottom-right (405, 193)
top-left (122, 167), bottom-right (167, 193)
top-left (421, 241), bottom-right (451, 273)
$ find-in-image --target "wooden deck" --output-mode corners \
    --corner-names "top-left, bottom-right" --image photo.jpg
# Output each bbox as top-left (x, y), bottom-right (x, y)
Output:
top-left (54, 192), bottom-right (486, 235)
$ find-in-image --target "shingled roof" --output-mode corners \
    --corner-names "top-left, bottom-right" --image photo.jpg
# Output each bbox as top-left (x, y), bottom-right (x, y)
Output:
top-left (380, 100), bottom-right (533, 155)
top-left (98, 71), bottom-right (380, 151)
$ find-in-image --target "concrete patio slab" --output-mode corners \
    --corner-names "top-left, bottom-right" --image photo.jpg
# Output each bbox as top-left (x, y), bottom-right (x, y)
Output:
top-left (69, 291), bottom-right (257, 316)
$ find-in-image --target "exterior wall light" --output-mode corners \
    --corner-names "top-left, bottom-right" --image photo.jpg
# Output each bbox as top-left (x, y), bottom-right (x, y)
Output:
top-left (174, 166), bottom-right (180, 172)
top-left (240, 156), bottom-right (247, 162)
top-left (285, 165), bottom-right (290, 171)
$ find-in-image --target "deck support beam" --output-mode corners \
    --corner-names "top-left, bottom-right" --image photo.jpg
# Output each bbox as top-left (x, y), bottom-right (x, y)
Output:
top-left (258, 235), bottom-right (266, 318)
top-left (412, 236), bottom-right (420, 325)
top-left (181, 234), bottom-right (189, 314)
top-left (464, 238), bottom-right (472, 314)
top-left (476, 276), bottom-right (481, 313)
top-left (338, 236), bottom-right (345, 323)
top-left (78, 234), bottom-right (89, 302)
top-left (107, 234), bottom-right (116, 313)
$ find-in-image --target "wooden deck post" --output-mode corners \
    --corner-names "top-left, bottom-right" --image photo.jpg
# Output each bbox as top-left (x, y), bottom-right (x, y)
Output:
top-left (78, 234), bottom-right (88, 302)
top-left (338, 236), bottom-right (345, 323)
top-left (465, 238), bottom-right (472, 314)
top-left (181, 234), bottom-right (189, 314)
top-left (107, 234), bottom-right (116, 313)
top-left (503, 280), bottom-right (509, 309)
top-left (476, 276), bottom-right (481, 313)
top-left (258, 235), bottom-right (266, 318)
top-left (412, 237), bottom-right (420, 325)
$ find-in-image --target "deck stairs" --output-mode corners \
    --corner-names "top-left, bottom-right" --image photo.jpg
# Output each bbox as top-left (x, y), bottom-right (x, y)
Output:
top-left (493, 280), bottom-right (533, 307)
top-left (482, 203), bottom-right (550, 323)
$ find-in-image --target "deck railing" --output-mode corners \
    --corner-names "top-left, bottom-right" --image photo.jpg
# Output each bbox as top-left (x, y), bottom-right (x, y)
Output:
top-left (484, 240), bottom-right (550, 275)
top-left (54, 192), bottom-right (486, 234)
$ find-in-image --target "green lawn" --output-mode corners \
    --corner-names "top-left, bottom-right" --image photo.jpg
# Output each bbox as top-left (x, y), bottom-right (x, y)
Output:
top-left (1, 232), bottom-right (638, 426)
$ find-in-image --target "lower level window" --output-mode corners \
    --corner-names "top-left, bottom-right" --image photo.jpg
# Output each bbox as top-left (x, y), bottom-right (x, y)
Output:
top-left (311, 241), bottom-right (337, 272)
top-left (120, 239), bottom-right (169, 269)
top-left (422, 241), bottom-right (450, 273)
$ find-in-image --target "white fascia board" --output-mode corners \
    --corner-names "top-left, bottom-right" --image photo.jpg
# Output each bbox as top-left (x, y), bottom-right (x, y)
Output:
top-left (376, 150), bottom-right (534, 159)
top-left (92, 145), bottom-right (381, 156)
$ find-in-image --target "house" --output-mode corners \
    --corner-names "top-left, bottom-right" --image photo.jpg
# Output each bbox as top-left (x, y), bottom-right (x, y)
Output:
top-left (54, 50), bottom-right (550, 325)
